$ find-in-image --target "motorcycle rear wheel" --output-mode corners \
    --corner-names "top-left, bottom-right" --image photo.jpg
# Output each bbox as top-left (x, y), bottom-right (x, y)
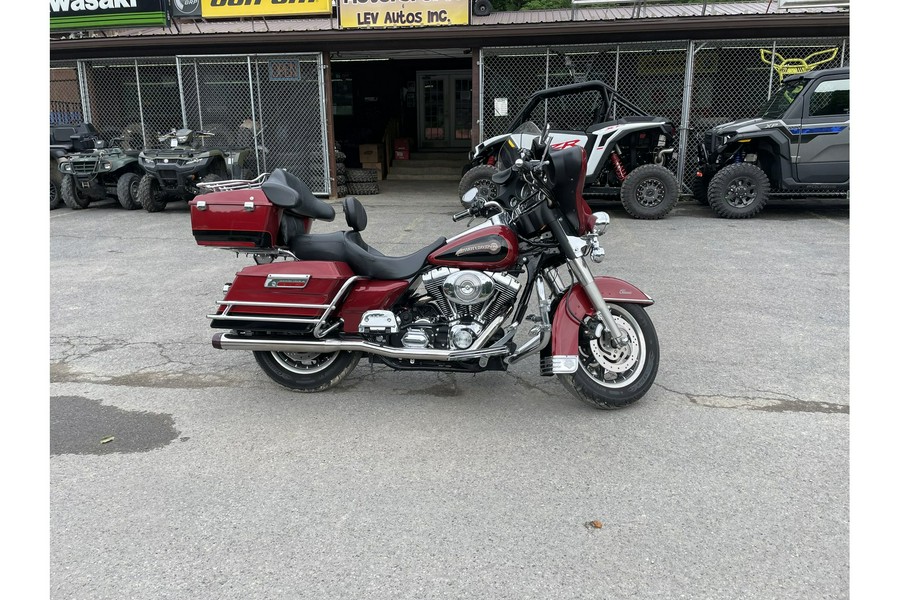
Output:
top-left (558, 302), bottom-right (659, 409)
top-left (253, 350), bottom-right (360, 393)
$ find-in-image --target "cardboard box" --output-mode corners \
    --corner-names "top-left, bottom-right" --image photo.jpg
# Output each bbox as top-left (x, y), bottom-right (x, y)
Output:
top-left (362, 162), bottom-right (384, 180)
top-left (359, 143), bottom-right (383, 163)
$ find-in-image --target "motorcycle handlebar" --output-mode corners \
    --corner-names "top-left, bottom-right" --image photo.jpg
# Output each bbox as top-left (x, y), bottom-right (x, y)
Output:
top-left (452, 209), bottom-right (471, 222)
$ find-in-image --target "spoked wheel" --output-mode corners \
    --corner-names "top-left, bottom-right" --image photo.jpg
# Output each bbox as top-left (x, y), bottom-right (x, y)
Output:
top-left (558, 303), bottom-right (659, 409)
top-left (253, 350), bottom-right (360, 392)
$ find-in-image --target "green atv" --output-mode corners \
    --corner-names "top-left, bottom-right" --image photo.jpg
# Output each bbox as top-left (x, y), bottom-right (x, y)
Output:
top-left (57, 136), bottom-right (143, 210)
top-left (137, 128), bottom-right (254, 212)
top-left (50, 122), bottom-right (102, 210)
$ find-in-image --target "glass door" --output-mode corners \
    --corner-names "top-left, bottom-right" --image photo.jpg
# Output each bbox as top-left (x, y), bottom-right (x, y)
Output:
top-left (417, 70), bottom-right (472, 149)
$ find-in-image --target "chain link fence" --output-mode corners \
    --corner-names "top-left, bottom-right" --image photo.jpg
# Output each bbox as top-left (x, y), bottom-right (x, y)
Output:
top-left (49, 61), bottom-right (84, 125)
top-left (481, 36), bottom-right (849, 191)
top-left (50, 54), bottom-right (329, 194)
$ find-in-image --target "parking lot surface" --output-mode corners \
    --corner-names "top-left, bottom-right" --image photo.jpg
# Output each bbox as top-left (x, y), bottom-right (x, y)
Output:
top-left (49, 182), bottom-right (849, 599)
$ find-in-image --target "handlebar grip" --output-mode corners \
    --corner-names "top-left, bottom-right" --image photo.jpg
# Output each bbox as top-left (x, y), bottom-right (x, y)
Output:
top-left (452, 209), bottom-right (471, 222)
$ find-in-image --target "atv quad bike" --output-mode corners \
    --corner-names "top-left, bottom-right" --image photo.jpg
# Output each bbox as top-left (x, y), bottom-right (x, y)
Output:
top-left (137, 128), bottom-right (254, 213)
top-left (461, 80), bottom-right (680, 220)
top-left (694, 67), bottom-right (849, 218)
top-left (57, 137), bottom-right (144, 210)
top-left (50, 122), bottom-right (101, 210)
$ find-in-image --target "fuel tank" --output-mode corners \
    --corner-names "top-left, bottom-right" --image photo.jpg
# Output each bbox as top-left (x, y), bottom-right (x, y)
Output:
top-left (427, 225), bottom-right (518, 270)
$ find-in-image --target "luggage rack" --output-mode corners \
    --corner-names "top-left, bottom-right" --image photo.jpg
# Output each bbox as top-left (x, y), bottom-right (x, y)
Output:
top-left (197, 172), bottom-right (270, 193)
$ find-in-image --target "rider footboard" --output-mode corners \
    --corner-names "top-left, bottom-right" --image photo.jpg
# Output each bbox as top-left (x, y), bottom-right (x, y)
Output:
top-left (190, 189), bottom-right (281, 248)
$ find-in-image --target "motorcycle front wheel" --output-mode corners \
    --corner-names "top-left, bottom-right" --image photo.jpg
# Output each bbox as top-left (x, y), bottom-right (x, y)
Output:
top-left (558, 302), bottom-right (659, 409)
top-left (253, 350), bottom-right (360, 393)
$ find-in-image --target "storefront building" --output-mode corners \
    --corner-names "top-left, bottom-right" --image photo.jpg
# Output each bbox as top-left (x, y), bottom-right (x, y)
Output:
top-left (50, 1), bottom-right (851, 196)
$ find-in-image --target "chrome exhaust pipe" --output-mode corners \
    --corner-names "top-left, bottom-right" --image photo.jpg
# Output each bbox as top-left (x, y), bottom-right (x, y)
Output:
top-left (212, 316), bottom-right (509, 362)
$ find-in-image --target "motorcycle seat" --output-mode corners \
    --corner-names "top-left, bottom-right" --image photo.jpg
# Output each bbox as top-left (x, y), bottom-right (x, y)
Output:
top-left (262, 168), bottom-right (335, 222)
top-left (289, 231), bottom-right (446, 280)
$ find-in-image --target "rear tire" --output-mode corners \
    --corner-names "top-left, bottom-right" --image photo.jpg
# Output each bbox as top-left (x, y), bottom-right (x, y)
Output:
top-left (61, 175), bottom-right (90, 210)
top-left (116, 172), bottom-right (141, 210)
top-left (458, 164), bottom-right (500, 203)
top-left (558, 303), bottom-right (659, 410)
top-left (197, 173), bottom-right (222, 195)
top-left (620, 164), bottom-right (679, 219)
top-left (253, 350), bottom-right (360, 392)
top-left (707, 162), bottom-right (770, 219)
top-left (138, 174), bottom-right (166, 212)
top-left (691, 174), bottom-right (709, 205)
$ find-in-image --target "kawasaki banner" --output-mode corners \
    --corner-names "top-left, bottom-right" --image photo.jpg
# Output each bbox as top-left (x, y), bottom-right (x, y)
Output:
top-left (50, 0), bottom-right (168, 30)
top-left (338, 0), bottom-right (470, 29)
top-left (200, 0), bottom-right (331, 18)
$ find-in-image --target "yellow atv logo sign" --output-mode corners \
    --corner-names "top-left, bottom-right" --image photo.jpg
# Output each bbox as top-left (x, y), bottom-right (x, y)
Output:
top-left (760, 48), bottom-right (839, 81)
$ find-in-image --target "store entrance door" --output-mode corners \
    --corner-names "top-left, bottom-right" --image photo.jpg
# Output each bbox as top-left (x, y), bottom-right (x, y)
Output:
top-left (417, 70), bottom-right (472, 150)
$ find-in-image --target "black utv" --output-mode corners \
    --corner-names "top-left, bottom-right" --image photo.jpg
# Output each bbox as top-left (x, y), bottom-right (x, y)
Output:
top-left (694, 67), bottom-right (849, 218)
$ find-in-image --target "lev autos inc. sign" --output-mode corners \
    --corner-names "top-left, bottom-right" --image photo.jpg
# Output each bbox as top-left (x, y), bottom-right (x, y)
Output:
top-left (339, 0), bottom-right (470, 29)
top-left (50, 0), bottom-right (168, 29)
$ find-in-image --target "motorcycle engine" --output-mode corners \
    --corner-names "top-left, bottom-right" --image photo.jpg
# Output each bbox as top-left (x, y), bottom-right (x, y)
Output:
top-left (399, 268), bottom-right (521, 350)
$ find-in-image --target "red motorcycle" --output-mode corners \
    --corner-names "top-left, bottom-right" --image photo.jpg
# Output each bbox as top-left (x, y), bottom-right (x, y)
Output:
top-left (190, 131), bottom-right (659, 409)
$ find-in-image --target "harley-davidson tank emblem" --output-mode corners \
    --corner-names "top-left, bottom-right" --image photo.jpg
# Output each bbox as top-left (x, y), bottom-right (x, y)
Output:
top-left (456, 241), bottom-right (502, 256)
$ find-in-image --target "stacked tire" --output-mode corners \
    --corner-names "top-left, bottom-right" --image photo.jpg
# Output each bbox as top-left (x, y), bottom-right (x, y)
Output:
top-left (334, 146), bottom-right (348, 198)
top-left (346, 167), bottom-right (380, 196)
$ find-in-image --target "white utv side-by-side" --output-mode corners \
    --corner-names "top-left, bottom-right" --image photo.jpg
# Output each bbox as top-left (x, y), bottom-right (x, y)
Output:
top-left (461, 80), bottom-right (681, 220)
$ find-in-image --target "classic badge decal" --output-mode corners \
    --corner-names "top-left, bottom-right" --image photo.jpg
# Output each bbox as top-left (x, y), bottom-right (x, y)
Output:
top-left (456, 240), bottom-right (502, 256)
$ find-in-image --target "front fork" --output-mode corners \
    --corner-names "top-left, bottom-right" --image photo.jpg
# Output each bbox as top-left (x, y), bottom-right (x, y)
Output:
top-left (550, 221), bottom-right (628, 348)
top-left (567, 254), bottom-right (628, 347)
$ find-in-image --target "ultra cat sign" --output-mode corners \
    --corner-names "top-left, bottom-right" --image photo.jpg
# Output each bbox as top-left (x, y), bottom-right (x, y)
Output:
top-left (199, 0), bottom-right (331, 18)
top-left (338, 0), bottom-right (470, 29)
top-left (49, 0), bottom-right (168, 30)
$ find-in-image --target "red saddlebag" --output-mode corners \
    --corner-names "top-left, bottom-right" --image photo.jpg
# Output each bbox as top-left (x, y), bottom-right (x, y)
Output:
top-left (190, 190), bottom-right (281, 248)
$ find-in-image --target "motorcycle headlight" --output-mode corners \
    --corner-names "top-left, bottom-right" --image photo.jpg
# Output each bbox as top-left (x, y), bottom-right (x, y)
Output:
top-left (142, 157), bottom-right (155, 166)
top-left (101, 162), bottom-right (112, 171)
top-left (185, 156), bottom-right (206, 165)
top-left (60, 162), bottom-right (72, 173)
top-left (177, 135), bottom-right (189, 144)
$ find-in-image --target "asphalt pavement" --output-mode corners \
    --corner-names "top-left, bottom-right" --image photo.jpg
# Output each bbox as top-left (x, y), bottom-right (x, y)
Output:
top-left (48, 182), bottom-right (850, 599)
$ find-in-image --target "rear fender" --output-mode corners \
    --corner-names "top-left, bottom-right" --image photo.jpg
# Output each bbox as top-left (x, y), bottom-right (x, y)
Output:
top-left (548, 276), bottom-right (653, 371)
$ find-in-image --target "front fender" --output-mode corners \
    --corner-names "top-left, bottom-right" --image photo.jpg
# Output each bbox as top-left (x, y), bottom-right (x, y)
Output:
top-left (548, 276), bottom-right (653, 372)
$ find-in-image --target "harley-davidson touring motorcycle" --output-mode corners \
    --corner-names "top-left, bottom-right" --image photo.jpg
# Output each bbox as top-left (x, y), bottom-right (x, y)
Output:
top-left (191, 127), bottom-right (659, 409)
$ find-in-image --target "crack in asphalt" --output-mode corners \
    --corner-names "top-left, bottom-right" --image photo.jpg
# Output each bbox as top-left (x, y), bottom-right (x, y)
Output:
top-left (50, 335), bottom-right (246, 389)
top-left (656, 384), bottom-right (848, 414)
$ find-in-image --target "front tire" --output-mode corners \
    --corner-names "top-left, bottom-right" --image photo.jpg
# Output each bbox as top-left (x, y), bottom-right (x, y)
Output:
top-left (116, 172), bottom-right (141, 210)
top-left (61, 175), bottom-right (90, 210)
top-left (138, 174), bottom-right (166, 212)
top-left (707, 162), bottom-right (770, 219)
top-left (253, 350), bottom-right (360, 392)
top-left (558, 303), bottom-right (659, 410)
top-left (50, 159), bottom-right (64, 210)
top-left (620, 164), bottom-right (679, 219)
top-left (458, 164), bottom-right (500, 204)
